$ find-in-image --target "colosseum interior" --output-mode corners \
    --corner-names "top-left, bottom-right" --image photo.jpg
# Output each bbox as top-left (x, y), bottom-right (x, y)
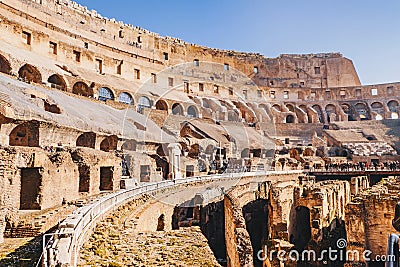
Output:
top-left (0, 0), bottom-right (400, 267)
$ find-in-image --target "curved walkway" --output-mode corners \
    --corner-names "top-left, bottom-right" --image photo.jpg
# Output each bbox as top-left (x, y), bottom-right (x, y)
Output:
top-left (43, 171), bottom-right (301, 267)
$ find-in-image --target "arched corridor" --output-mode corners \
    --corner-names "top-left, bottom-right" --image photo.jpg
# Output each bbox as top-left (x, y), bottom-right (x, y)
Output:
top-left (18, 64), bottom-right (42, 83)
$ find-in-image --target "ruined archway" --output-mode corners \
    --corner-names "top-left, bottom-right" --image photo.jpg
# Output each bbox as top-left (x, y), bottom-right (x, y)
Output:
top-left (172, 103), bottom-right (184, 115)
top-left (48, 74), bottom-right (67, 91)
top-left (286, 114), bottom-right (295, 123)
top-left (325, 104), bottom-right (337, 122)
top-left (388, 100), bottom-right (399, 112)
top-left (0, 54), bottom-right (11, 75)
top-left (187, 105), bottom-right (198, 118)
top-left (76, 132), bottom-right (96, 149)
top-left (122, 140), bottom-right (137, 151)
top-left (18, 64), bottom-right (42, 83)
top-left (355, 102), bottom-right (370, 120)
top-left (155, 99), bottom-right (168, 111)
top-left (9, 121), bottom-right (40, 147)
top-left (312, 105), bottom-right (324, 123)
top-left (98, 87), bottom-right (115, 101)
top-left (138, 96), bottom-right (152, 113)
top-left (286, 104), bottom-right (295, 112)
top-left (73, 82), bottom-right (93, 97)
top-left (100, 135), bottom-right (118, 152)
top-left (118, 92), bottom-right (134, 105)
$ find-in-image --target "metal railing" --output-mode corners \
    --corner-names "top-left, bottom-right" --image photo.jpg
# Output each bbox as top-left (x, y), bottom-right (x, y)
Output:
top-left (42, 170), bottom-right (301, 267)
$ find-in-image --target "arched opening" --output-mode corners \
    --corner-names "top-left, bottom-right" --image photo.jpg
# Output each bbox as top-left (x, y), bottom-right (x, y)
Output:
top-left (122, 140), bottom-right (137, 151)
top-left (138, 96), bottom-right (151, 113)
top-left (76, 132), bottom-right (96, 149)
top-left (98, 87), bottom-right (114, 101)
top-left (286, 115), bottom-right (295, 123)
top-left (188, 144), bottom-right (200, 158)
top-left (9, 121), bottom-right (40, 147)
top-left (172, 103), bottom-right (184, 116)
top-left (272, 104), bottom-right (281, 111)
top-left (187, 105), bottom-right (198, 118)
top-left (312, 105), bottom-right (324, 123)
top-left (155, 100), bottom-right (168, 111)
top-left (355, 103), bottom-right (370, 120)
top-left (325, 104), bottom-right (337, 123)
top-left (0, 54), bottom-right (11, 74)
top-left (73, 82), bottom-right (93, 97)
top-left (375, 114), bottom-right (383, 120)
top-left (18, 64), bottom-right (42, 83)
top-left (340, 103), bottom-right (355, 121)
top-left (48, 74), bottom-right (67, 91)
top-left (290, 206), bottom-right (311, 250)
top-left (286, 104), bottom-right (295, 112)
top-left (392, 112), bottom-right (399, 119)
top-left (118, 92), bottom-right (134, 105)
top-left (100, 135), bottom-right (118, 152)
top-left (388, 100), bottom-right (399, 112)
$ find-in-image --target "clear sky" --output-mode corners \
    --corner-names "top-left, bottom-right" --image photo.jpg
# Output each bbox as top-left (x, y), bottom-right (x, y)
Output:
top-left (75, 0), bottom-right (400, 85)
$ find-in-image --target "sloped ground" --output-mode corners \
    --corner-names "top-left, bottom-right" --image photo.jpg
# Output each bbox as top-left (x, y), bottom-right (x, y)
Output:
top-left (79, 227), bottom-right (221, 267)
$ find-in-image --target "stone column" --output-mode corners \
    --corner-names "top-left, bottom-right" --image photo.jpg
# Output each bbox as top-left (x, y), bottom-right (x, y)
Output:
top-left (168, 143), bottom-right (182, 179)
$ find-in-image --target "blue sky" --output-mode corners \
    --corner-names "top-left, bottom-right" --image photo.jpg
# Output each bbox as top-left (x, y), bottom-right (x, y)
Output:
top-left (76, 0), bottom-right (400, 85)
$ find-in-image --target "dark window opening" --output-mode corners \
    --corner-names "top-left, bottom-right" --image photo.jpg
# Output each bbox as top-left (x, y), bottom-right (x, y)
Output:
top-left (214, 85), bottom-right (219, 94)
top-left (78, 165), bottom-right (90, 193)
top-left (9, 121), bottom-right (39, 147)
top-left (117, 61), bottom-right (122, 75)
top-left (76, 132), bottom-right (96, 149)
top-left (229, 87), bottom-right (234, 96)
top-left (314, 66), bottom-right (321, 75)
top-left (100, 167), bottom-right (113, 191)
top-left (224, 63), bottom-right (229, 71)
top-left (194, 59), bottom-right (199, 67)
top-left (73, 50), bottom-right (81, 62)
top-left (20, 168), bottom-right (42, 210)
top-left (168, 77), bottom-right (174, 87)
top-left (199, 83), bottom-right (204, 92)
top-left (151, 73), bottom-right (157, 83)
top-left (254, 66), bottom-right (258, 74)
top-left (184, 81), bottom-right (189, 93)
top-left (163, 52), bottom-right (169, 60)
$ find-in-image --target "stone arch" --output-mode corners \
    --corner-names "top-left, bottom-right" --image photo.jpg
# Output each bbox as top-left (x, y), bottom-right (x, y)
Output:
top-left (122, 140), bottom-right (137, 151)
top-left (325, 104), bottom-right (337, 123)
top-left (100, 135), bottom-right (118, 152)
top-left (73, 82), bottom-right (93, 97)
top-left (172, 103), bottom-right (184, 115)
top-left (18, 64), bottom-right (42, 83)
top-left (155, 100), bottom-right (168, 111)
top-left (388, 100), bottom-right (399, 112)
top-left (355, 102), bottom-right (370, 120)
top-left (312, 104), bottom-right (324, 123)
top-left (9, 121), bottom-right (40, 147)
top-left (187, 105), bottom-right (198, 118)
top-left (340, 103), bottom-right (356, 121)
top-left (138, 96), bottom-right (152, 113)
top-left (286, 114), bottom-right (295, 123)
top-left (48, 74), bottom-right (67, 91)
top-left (272, 104), bottom-right (281, 111)
top-left (118, 92), bottom-right (134, 105)
top-left (0, 54), bottom-right (11, 74)
top-left (98, 87), bottom-right (115, 101)
top-left (371, 102), bottom-right (384, 120)
top-left (286, 104), bottom-right (295, 112)
top-left (388, 100), bottom-right (399, 119)
top-left (76, 132), bottom-right (96, 149)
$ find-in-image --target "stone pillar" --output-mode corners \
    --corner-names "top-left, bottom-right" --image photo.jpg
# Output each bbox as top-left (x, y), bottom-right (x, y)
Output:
top-left (168, 143), bottom-right (182, 179)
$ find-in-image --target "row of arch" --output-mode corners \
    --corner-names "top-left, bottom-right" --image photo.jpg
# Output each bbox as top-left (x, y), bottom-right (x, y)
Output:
top-left (0, 57), bottom-right (201, 118)
top-left (272, 100), bottom-right (400, 124)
